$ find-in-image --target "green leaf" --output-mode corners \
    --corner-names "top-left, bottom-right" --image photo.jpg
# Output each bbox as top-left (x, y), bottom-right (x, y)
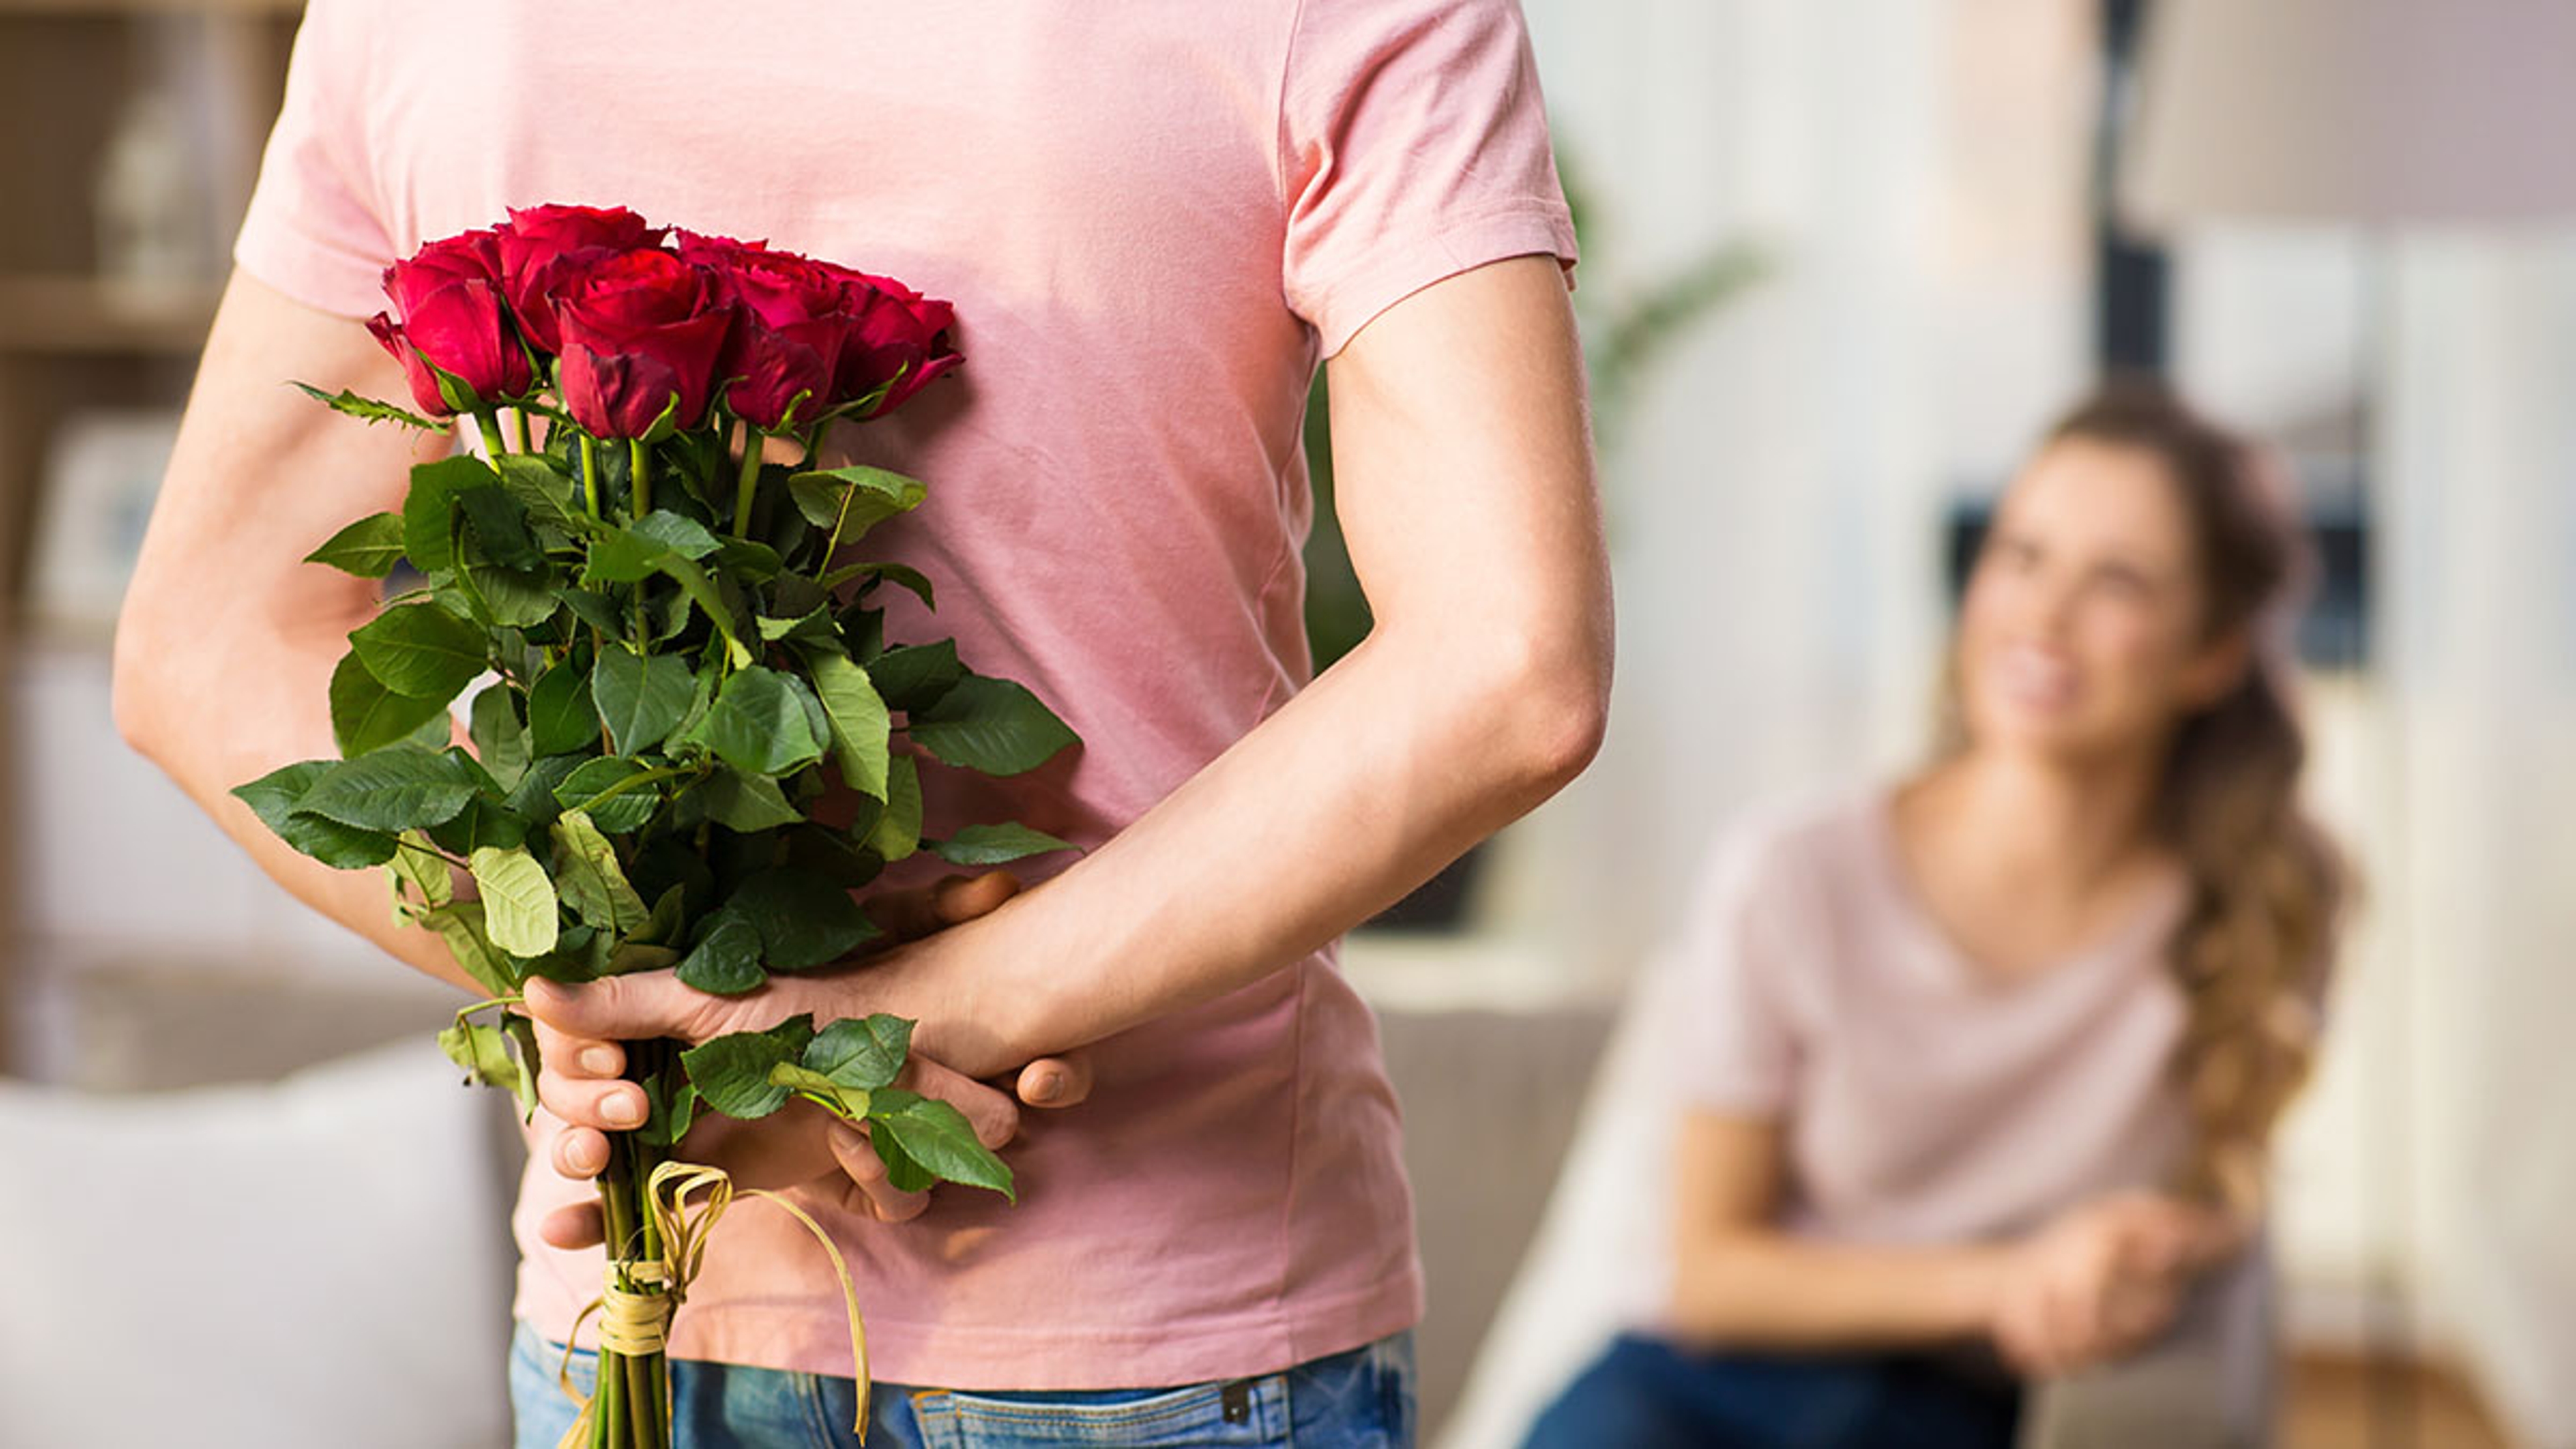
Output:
top-left (494, 452), bottom-right (582, 531)
top-left (385, 832), bottom-right (455, 911)
top-left (580, 525), bottom-right (661, 586)
top-left (786, 465), bottom-right (927, 548)
top-left (871, 1128), bottom-right (935, 1193)
top-left (504, 753), bottom-right (583, 828)
top-left (591, 645), bottom-right (694, 755)
top-left (863, 753), bottom-right (922, 863)
top-left (553, 756), bottom-right (664, 835)
top-left (909, 676), bottom-right (1079, 776)
top-left (869, 1093), bottom-right (1014, 1199)
top-left (470, 844), bottom-right (559, 957)
top-left (402, 454), bottom-right (500, 574)
top-left (305, 513), bottom-right (407, 578)
top-left (468, 684), bottom-right (530, 791)
top-left (867, 641), bottom-right (963, 713)
top-left (424, 794), bottom-right (529, 855)
top-left (803, 652), bottom-right (891, 799)
top-left (698, 767), bottom-right (806, 831)
top-left (549, 810), bottom-right (648, 934)
top-left (526, 659), bottom-right (599, 757)
top-left (731, 864), bottom-right (879, 971)
top-left (930, 822), bottom-right (1077, 867)
top-left (351, 602), bottom-right (487, 701)
top-left (554, 588), bottom-right (627, 639)
top-left (636, 1074), bottom-right (700, 1149)
top-left (233, 759), bottom-right (400, 868)
top-left (329, 652), bottom-right (452, 757)
top-left (462, 555), bottom-right (558, 629)
top-left (804, 1014), bottom-right (911, 1092)
top-left (769, 1061), bottom-right (863, 1118)
top-left (630, 509), bottom-right (720, 560)
top-left (293, 748), bottom-right (485, 832)
top-left (457, 486), bottom-right (543, 571)
top-left (820, 560), bottom-right (935, 610)
top-left (716, 538), bottom-right (784, 584)
top-left (418, 900), bottom-right (517, 996)
top-left (681, 1016), bottom-right (818, 1120)
top-left (292, 380), bottom-right (443, 432)
top-left (437, 1019), bottom-right (537, 1118)
top-left (675, 910), bottom-right (765, 994)
top-left (655, 554), bottom-right (752, 666)
top-left (704, 666), bottom-right (824, 777)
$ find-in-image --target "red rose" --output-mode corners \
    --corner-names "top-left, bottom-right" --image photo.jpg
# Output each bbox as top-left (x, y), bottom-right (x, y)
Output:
top-left (826, 270), bottom-right (961, 417)
top-left (681, 235), bottom-right (853, 430)
top-left (370, 229), bottom-right (530, 414)
top-left (494, 204), bottom-right (666, 355)
top-left (554, 248), bottom-right (735, 439)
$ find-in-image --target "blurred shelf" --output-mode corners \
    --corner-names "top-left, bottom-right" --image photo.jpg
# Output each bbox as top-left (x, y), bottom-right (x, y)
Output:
top-left (0, 274), bottom-right (222, 355)
top-left (0, 0), bottom-right (298, 15)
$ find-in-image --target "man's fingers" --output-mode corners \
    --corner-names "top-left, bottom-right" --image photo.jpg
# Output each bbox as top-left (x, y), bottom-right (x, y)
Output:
top-left (828, 1123), bottom-right (929, 1222)
top-left (531, 1018), bottom-right (625, 1081)
top-left (539, 1199), bottom-right (605, 1251)
top-left (904, 1057), bottom-right (1020, 1149)
top-left (537, 1066), bottom-right (650, 1136)
top-left (1015, 1051), bottom-right (1093, 1109)
top-left (551, 1125), bottom-right (612, 1181)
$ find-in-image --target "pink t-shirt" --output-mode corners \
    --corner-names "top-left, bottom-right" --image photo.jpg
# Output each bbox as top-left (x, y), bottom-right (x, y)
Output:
top-left (1668, 788), bottom-right (2192, 1246)
top-left (233, 0), bottom-right (1576, 1390)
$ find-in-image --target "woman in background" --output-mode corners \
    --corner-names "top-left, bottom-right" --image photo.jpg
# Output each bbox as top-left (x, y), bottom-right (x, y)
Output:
top-left (1529, 385), bottom-right (2344, 1448)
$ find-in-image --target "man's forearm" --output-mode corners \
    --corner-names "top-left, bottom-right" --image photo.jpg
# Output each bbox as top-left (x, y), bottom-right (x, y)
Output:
top-left (885, 611), bottom-right (1607, 1075)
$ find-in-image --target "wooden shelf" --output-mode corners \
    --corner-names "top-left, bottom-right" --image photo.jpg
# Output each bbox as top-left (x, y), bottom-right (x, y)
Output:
top-left (0, 273), bottom-right (221, 355)
top-left (0, 0), bottom-right (298, 15)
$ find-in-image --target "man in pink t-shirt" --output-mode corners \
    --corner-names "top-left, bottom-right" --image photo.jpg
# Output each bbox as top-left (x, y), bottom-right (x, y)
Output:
top-left (117, 0), bottom-right (1609, 1443)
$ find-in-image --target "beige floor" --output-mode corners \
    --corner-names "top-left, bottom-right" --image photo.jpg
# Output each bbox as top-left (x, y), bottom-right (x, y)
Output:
top-left (2284, 1354), bottom-right (2512, 1449)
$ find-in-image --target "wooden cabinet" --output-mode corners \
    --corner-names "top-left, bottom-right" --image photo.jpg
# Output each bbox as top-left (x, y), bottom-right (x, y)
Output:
top-left (0, 0), bottom-right (303, 1071)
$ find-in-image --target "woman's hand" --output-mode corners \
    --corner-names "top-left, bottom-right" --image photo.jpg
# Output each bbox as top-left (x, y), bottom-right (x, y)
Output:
top-left (525, 871), bottom-right (1091, 1249)
top-left (1986, 1192), bottom-right (2241, 1378)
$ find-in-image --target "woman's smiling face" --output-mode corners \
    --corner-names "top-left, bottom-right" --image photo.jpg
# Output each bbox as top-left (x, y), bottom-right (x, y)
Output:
top-left (1957, 436), bottom-right (2244, 765)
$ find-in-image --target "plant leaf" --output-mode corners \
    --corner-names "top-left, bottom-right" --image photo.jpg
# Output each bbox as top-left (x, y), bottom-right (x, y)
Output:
top-left (819, 560), bottom-right (935, 610)
top-left (704, 666), bottom-right (824, 777)
top-left (786, 465), bottom-right (926, 548)
top-left (233, 759), bottom-right (400, 868)
top-left (457, 486), bottom-right (543, 572)
top-left (698, 767), bottom-right (806, 832)
top-left (862, 752), bottom-right (921, 863)
top-left (437, 1019), bottom-right (537, 1119)
top-left (467, 683), bottom-right (530, 791)
top-left (494, 452), bottom-right (582, 531)
top-left (908, 676), bottom-right (1078, 777)
top-left (681, 1016), bottom-right (818, 1120)
top-left (929, 822), bottom-right (1077, 867)
top-left (804, 1014), bottom-right (911, 1093)
top-left (591, 645), bottom-right (694, 755)
top-left (802, 652), bottom-right (890, 800)
top-left (386, 832), bottom-right (455, 912)
top-left (869, 1093), bottom-right (1014, 1199)
top-left (629, 509), bottom-right (720, 560)
top-left (674, 910), bottom-right (765, 994)
top-left (350, 602), bottom-right (487, 701)
top-left (549, 810), bottom-right (648, 935)
top-left (553, 756), bottom-right (663, 835)
top-left (293, 381), bottom-right (443, 432)
top-left (328, 651), bottom-right (451, 757)
top-left (526, 659), bottom-right (600, 757)
top-left (417, 900), bottom-right (517, 996)
top-left (730, 863), bottom-right (879, 971)
top-left (292, 748), bottom-right (485, 832)
top-left (305, 513), bottom-right (407, 578)
top-left (470, 843), bottom-right (559, 957)
top-left (402, 454), bottom-right (500, 574)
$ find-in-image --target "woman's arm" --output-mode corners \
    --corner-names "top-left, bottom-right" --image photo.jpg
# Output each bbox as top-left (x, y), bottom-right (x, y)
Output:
top-left (1668, 1109), bottom-right (2012, 1352)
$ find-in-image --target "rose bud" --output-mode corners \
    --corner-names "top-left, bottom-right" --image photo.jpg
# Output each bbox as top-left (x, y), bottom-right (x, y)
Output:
top-left (371, 231), bottom-right (531, 413)
top-left (826, 270), bottom-right (961, 417)
top-left (554, 248), bottom-right (734, 439)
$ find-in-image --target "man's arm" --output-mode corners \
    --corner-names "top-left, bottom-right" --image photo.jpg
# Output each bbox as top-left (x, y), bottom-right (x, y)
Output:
top-left (115, 270), bottom-right (480, 991)
top-left (531, 253), bottom-right (1615, 1073)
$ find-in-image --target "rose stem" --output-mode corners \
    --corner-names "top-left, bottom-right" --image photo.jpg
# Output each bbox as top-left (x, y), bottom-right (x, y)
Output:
top-left (512, 407), bottom-right (534, 455)
top-left (629, 437), bottom-right (653, 517)
top-left (732, 423), bottom-right (764, 540)
top-left (474, 409), bottom-right (509, 462)
top-left (580, 434), bottom-right (604, 519)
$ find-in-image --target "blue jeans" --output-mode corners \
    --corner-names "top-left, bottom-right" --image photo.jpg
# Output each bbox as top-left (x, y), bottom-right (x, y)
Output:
top-left (511, 1321), bottom-right (1416, 1448)
top-left (1523, 1334), bottom-right (2020, 1449)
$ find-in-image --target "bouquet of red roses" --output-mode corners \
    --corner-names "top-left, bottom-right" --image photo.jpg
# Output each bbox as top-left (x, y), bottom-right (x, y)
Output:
top-left (231, 204), bottom-right (1078, 1448)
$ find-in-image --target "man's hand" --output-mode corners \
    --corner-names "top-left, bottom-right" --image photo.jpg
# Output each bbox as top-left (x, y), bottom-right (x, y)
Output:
top-left (1987, 1192), bottom-right (2242, 1378)
top-left (527, 871), bottom-right (1092, 1249)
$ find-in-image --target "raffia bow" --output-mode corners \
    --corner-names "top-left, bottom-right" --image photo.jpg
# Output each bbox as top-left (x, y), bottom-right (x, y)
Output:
top-left (555, 1161), bottom-right (873, 1446)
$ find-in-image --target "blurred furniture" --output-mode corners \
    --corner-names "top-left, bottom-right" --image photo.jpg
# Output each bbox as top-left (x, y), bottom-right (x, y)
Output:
top-left (0, 1036), bottom-right (515, 1449)
top-left (0, 0), bottom-right (303, 1071)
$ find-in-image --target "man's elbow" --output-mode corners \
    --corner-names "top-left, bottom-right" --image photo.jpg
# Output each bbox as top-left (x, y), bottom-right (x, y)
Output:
top-left (111, 603), bottom-right (176, 763)
top-left (1487, 623), bottom-right (1612, 800)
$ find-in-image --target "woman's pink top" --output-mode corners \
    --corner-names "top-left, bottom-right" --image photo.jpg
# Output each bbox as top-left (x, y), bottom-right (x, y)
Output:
top-left (232, 0), bottom-right (1577, 1390)
top-left (1670, 787), bottom-right (2192, 1244)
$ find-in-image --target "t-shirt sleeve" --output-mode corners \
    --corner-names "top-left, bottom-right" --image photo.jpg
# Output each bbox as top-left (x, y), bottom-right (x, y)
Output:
top-left (1278, 0), bottom-right (1578, 357)
top-left (231, 0), bottom-right (398, 319)
top-left (1662, 824), bottom-right (1802, 1118)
